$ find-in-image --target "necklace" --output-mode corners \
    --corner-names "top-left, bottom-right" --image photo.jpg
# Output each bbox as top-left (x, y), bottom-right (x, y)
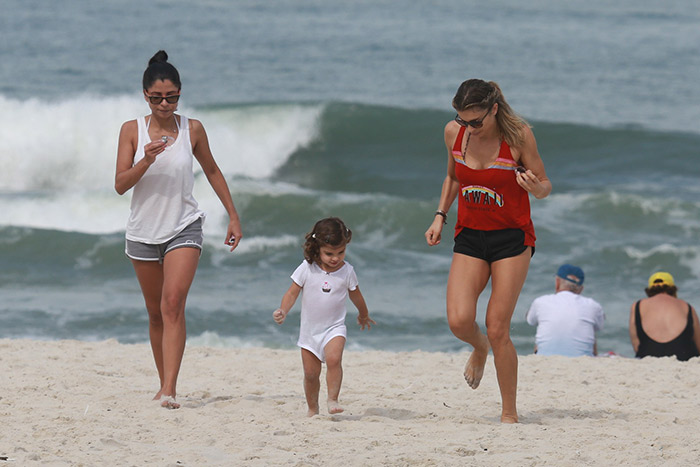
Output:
top-left (461, 132), bottom-right (471, 162)
top-left (166, 115), bottom-right (178, 133)
top-left (147, 114), bottom-right (178, 133)
top-left (147, 115), bottom-right (178, 146)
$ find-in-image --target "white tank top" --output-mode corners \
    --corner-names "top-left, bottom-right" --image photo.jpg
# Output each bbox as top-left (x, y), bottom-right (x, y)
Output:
top-left (125, 115), bottom-right (204, 244)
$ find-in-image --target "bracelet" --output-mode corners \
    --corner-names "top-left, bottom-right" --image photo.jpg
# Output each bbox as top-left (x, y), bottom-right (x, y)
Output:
top-left (435, 210), bottom-right (447, 224)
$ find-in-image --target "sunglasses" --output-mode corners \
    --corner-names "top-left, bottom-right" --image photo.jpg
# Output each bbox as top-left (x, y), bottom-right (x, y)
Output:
top-left (145, 94), bottom-right (180, 105)
top-left (454, 108), bottom-right (491, 128)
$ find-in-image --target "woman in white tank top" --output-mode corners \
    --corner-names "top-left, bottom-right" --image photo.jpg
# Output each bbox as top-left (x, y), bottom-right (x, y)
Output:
top-left (115, 50), bottom-right (242, 409)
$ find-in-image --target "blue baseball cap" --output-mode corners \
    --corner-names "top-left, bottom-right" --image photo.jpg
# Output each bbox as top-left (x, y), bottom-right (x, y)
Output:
top-left (557, 264), bottom-right (584, 286)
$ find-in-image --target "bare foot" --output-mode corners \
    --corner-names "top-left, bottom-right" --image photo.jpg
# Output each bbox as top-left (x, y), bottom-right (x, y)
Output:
top-left (307, 407), bottom-right (320, 417)
top-left (159, 395), bottom-right (180, 410)
top-left (501, 413), bottom-right (518, 424)
top-left (464, 337), bottom-right (489, 389)
top-left (327, 399), bottom-right (344, 414)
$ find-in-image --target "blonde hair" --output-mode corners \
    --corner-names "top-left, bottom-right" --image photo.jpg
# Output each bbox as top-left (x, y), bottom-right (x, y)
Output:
top-left (452, 79), bottom-right (531, 148)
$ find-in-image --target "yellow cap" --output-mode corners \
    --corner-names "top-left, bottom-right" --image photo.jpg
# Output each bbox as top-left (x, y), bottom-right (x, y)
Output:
top-left (648, 272), bottom-right (675, 288)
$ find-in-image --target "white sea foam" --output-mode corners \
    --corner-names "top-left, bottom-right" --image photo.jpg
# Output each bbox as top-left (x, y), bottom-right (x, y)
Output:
top-left (187, 330), bottom-right (266, 348)
top-left (197, 104), bottom-right (324, 179)
top-left (623, 243), bottom-right (692, 261)
top-left (0, 95), bottom-right (141, 192)
top-left (0, 95), bottom-right (323, 192)
top-left (0, 191), bottom-right (130, 234)
top-left (0, 95), bottom-right (324, 232)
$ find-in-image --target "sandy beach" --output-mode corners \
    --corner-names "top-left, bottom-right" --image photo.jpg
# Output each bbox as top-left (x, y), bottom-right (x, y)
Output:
top-left (1, 339), bottom-right (699, 466)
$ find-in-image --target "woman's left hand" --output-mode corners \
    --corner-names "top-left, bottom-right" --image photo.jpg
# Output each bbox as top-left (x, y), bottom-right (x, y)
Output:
top-left (515, 169), bottom-right (548, 199)
top-left (225, 219), bottom-right (243, 252)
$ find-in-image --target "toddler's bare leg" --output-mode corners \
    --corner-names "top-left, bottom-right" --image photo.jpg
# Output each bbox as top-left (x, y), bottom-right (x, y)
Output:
top-left (301, 349), bottom-right (322, 416)
top-left (324, 336), bottom-right (346, 414)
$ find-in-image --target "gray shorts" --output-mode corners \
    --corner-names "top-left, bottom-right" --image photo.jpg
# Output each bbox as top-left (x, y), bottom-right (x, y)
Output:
top-left (125, 218), bottom-right (203, 264)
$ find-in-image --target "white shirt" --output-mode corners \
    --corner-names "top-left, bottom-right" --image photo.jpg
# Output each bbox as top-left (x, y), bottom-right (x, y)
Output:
top-left (126, 115), bottom-right (204, 244)
top-left (526, 291), bottom-right (605, 357)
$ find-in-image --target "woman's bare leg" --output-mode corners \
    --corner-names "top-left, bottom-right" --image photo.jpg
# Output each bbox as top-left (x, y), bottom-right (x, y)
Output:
top-left (158, 247), bottom-right (200, 405)
top-left (486, 248), bottom-right (531, 423)
top-left (131, 260), bottom-right (165, 395)
top-left (446, 254), bottom-right (491, 389)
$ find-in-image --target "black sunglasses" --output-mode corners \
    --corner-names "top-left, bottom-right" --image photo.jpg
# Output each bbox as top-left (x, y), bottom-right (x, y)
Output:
top-left (145, 94), bottom-right (180, 105)
top-left (454, 108), bottom-right (491, 128)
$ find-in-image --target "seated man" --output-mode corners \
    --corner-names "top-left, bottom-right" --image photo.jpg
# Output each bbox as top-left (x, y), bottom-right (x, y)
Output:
top-left (526, 264), bottom-right (605, 356)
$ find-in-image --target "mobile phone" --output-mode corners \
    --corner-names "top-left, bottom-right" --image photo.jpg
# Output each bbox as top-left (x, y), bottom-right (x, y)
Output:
top-left (516, 166), bottom-right (526, 174)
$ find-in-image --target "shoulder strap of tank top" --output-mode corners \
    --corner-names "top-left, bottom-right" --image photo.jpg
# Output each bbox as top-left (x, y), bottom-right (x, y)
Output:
top-left (452, 125), bottom-right (466, 153)
top-left (178, 114), bottom-right (188, 132)
top-left (498, 140), bottom-right (514, 161)
top-left (136, 116), bottom-right (148, 147)
top-left (634, 300), bottom-right (646, 338)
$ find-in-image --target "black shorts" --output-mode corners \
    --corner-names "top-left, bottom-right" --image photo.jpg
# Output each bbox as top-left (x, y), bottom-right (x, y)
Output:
top-left (453, 227), bottom-right (533, 263)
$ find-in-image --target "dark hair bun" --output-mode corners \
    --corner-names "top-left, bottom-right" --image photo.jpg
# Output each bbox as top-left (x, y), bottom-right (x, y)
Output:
top-left (148, 50), bottom-right (169, 66)
top-left (142, 50), bottom-right (181, 90)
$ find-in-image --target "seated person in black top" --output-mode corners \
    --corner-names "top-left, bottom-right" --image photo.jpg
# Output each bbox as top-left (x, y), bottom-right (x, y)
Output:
top-left (629, 272), bottom-right (700, 361)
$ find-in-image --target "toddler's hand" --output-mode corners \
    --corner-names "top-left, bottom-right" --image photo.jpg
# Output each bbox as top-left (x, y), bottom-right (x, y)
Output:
top-left (273, 308), bottom-right (286, 325)
top-left (357, 314), bottom-right (376, 330)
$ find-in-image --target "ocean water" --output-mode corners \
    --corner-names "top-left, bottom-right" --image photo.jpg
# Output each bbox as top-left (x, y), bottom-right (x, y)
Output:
top-left (1, 0), bottom-right (699, 357)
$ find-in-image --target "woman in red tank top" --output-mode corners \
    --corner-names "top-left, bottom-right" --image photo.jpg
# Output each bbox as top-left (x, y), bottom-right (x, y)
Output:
top-left (425, 79), bottom-right (551, 423)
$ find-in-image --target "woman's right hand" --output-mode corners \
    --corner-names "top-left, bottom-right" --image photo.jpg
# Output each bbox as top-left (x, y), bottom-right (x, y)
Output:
top-left (143, 140), bottom-right (167, 165)
top-left (425, 217), bottom-right (444, 246)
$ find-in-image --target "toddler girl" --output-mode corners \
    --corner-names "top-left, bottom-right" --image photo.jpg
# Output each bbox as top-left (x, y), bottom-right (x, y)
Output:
top-left (273, 217), bottom-right (374, 416)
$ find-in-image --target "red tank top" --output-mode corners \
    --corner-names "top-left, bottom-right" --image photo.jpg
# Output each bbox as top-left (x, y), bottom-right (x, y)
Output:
top-left (452, 126), bottom-right (536, 246)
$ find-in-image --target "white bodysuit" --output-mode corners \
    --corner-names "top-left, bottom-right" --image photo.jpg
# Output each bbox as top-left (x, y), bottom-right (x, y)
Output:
top-left (291, 260), bottom-right (358, 362)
